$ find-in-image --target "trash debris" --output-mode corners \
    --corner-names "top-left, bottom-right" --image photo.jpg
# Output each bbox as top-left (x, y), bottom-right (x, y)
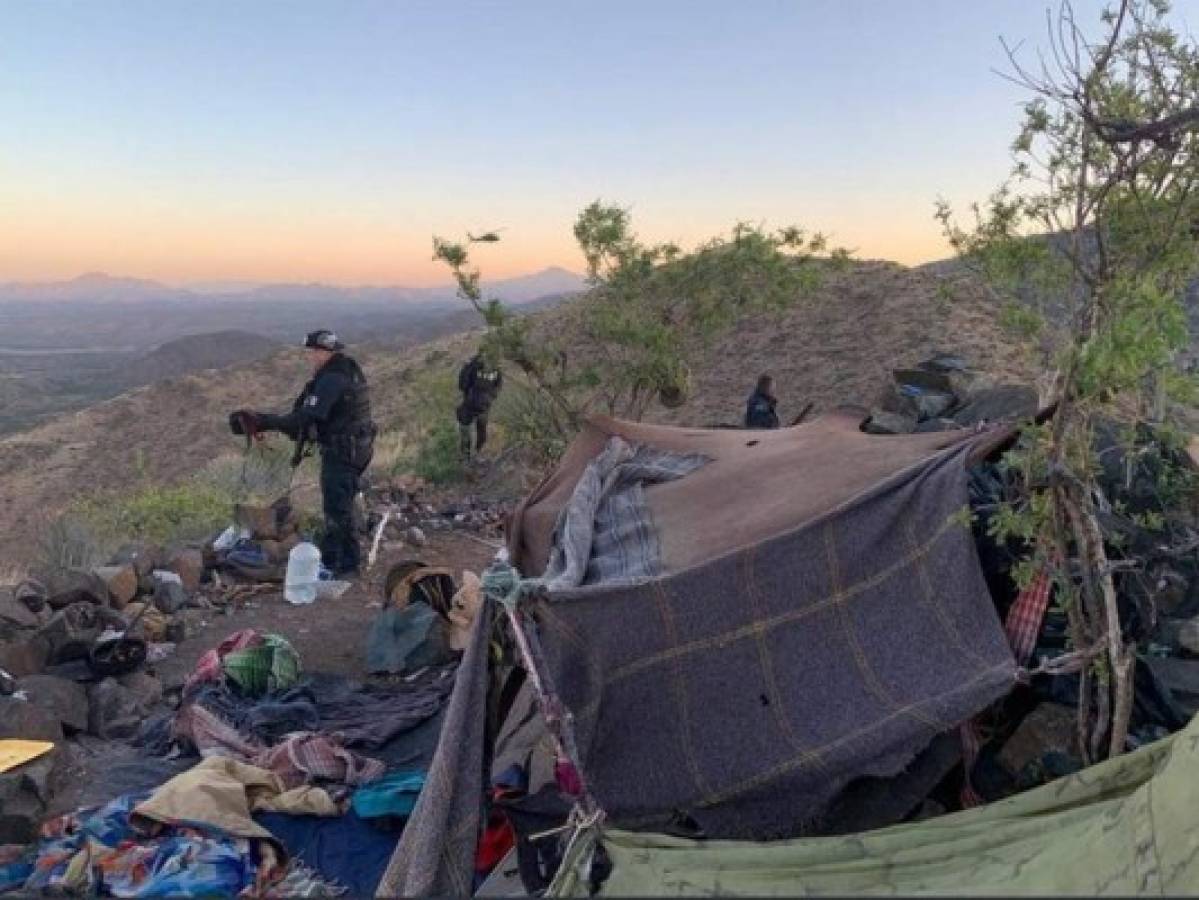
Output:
top-left (0, 739), bottom-right (53, 775)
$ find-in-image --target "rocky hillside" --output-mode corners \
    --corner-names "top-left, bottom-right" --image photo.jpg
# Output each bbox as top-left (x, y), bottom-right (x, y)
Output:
top-left (0, 260), bottom-right (1034, 565)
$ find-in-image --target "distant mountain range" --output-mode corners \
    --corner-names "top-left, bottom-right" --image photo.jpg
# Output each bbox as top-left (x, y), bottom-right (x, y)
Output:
top-left (0, 267), bottom-right (585, 307)
top-left (0, 267), bottom-right (585, 353)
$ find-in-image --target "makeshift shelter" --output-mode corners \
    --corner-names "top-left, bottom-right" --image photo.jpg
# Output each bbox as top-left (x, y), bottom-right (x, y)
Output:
top-left (379, 411), bottom-right (1042, 895)
top-left (507, 412), bottom-right (1017, 838)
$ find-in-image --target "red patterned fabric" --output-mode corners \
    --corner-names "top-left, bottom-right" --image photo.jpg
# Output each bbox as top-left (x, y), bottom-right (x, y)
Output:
top-left (1004, 565), bottom-right (1055, 665)
top-left (184, 629), bottom-right (263, 694)
top-left (961, 557), bottom-right (1056, 806)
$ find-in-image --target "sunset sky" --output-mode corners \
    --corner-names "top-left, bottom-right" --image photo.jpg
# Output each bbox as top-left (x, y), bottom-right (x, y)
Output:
top-left (1, 0), bottom-right (1133, 287)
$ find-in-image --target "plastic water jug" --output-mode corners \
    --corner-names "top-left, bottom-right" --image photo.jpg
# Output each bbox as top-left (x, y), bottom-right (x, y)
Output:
top-left (284, 542), bottom-right (322, 605)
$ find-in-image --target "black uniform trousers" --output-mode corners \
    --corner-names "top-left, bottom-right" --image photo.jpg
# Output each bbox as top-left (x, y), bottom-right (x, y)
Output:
top-left (319, 452), bottom-right (362, 574)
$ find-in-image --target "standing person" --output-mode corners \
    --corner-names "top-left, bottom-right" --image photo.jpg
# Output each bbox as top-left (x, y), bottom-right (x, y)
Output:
top-left (744, 374), bottom-right (781, 429)
top-left (456, 351), bottom-right (503, 459)
top-left (229, 330), bottom-right (376, 576)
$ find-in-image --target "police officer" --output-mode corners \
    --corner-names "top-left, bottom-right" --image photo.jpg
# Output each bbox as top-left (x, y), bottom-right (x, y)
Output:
top-left (456, 351), bottom-right (503, 459)
top-left (744, 373), bottom-right (781, 429)
top-left (229, 330), bottom-right (376, 576)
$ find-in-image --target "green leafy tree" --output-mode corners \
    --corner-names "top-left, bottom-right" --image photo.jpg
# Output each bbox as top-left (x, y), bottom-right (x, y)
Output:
top-left (939, 0), bottom-right (1199, 760)
top-left (434, 203), bottom-right (844, 449)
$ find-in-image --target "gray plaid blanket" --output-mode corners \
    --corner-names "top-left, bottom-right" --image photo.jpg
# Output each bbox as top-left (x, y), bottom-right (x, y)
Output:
top-left (538, 436), bottom-right (708, 590)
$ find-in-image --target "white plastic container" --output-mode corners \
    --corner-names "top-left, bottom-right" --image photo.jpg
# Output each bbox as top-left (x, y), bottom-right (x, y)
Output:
top-left (284, 541), bottom-right (322, 605)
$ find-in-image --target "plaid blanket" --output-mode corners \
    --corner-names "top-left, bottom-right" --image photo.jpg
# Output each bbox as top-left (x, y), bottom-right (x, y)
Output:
top-left (538, 437), bottom-right (708, 589)
top-left (175, 703), bottom-right (384, 789)
top-left (533, 437), bottom-right (1016, 838)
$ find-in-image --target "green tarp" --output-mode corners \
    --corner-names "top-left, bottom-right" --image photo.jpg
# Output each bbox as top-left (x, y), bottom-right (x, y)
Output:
top-left (551, 714), bottom-right (1199, 896)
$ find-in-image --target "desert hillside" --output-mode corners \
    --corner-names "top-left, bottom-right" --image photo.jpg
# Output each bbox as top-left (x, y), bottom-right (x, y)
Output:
top-left (0, 260), bottom-right (1033, 564)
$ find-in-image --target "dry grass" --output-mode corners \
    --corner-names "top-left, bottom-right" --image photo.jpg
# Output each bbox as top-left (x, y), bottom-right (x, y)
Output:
top-left (0, 262), bottom-right (1033, 565)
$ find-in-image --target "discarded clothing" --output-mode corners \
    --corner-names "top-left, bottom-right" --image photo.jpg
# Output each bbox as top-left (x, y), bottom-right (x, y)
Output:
top-left (366, 603), bottom-right (453, 675)
top-left (132, 756), bottom-right (340, 845)
top-left (262, 860), bottom-right (347, 898)
top-left (253, 732), bottom-right (385, 789)
top-left (7, 794), bottom-right (270, 897)
top-left (187, 682), bottom-right (321, 745)
top-left (185, 629), bottom-right (300, 697)
top-left (377, 600), bottom-right (495, 897)
top-left (537, 436), bottom-right (709, 589)
top-left (314, 667), bottom-right (457, 749)
top-left (351, 770), bottom-right (426, 820)
top-left (255, 810), bottom-right (398, 898)
top-left (175, 703), bottom-right (385, 789)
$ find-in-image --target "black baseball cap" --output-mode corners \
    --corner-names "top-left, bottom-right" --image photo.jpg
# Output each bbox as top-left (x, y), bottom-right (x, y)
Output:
top-left (303, 329), bottom-right (344, 351)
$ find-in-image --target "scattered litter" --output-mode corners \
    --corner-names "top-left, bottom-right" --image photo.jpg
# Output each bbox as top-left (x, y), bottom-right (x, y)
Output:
top-left (0, 738), bottom-right (54, 774)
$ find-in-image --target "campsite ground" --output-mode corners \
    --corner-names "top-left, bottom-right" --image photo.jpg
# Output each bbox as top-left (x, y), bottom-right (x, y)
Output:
top-left (48, 531), bottom-right (496, 816)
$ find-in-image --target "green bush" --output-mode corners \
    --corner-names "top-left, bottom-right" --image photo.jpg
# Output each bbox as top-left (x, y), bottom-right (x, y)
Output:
top-left (411, 419), bottom-right (465, 485)
top-left (73, 482), bottom-right (233, 548)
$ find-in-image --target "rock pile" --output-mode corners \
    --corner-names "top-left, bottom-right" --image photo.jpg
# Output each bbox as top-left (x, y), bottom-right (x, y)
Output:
top-left (864, 353), bottom-right (1039, 434)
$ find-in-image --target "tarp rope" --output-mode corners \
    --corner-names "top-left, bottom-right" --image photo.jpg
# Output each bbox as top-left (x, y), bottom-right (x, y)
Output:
top-left (481, 556), bottom-right (607, 877)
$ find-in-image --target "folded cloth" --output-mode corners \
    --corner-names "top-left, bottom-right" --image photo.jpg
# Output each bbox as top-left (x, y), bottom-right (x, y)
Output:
top-left (351, 770), bottom-right (426, 820)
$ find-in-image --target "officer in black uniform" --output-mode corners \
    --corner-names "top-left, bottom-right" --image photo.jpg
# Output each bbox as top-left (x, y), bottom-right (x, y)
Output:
top-left (456, 352), bottom-right (503, 459)
top-left (229, 329), bottom-right (376, 576)
top-left (744, 373), bottom-right (781, 429)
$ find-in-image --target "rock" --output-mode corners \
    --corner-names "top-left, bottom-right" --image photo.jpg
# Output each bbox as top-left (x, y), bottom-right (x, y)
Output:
top-left (863, 410), bottom-right (917, 435)
top-left (912, 391), bottom-right (956, 420)
top-left (919, 353), bottom-right (968, 373)
top-left (166, 550), bottom-right (204, 593)
top-left (951, 384), bottom-right (1038, 426)
top-left (87, 677), bottom-right (148, 739)
top-left (123, 601), bottom-right (168, 642)
top-left (0, 593), bottom-right (43, 630)
top-left (914, 418), bottom-right (959, 433)
top-left (37, 602), bottom-right (123, 665)
top-left (0, 750), bottom-right (64, 844)
top-left (997, 703), bottom-right (1077, 776)
top-left (14, 580), bottom-right (47, 613)
top-left (112, 543), bottom-right (165, 578)
top-left (116, 669), bottom-right (163, 708)
top-left (94, 564), bottom-right (138, 610)
top-left (0, 695), bottom-right (64, 742)
top-left (45, 569), bottom-right (108, 610)
top-left (152, 574), bottom-right (188, 615)
top-left (17, 673), bottom-right (89, 733)
top-left (405, 526), bottom-right (428, 548)
top-left (893, 367), bottom-right (955, 394)
top-left (0, 636), bottom-right (50, 677)
top-left (1146, 656), bottom-right (1199, 716)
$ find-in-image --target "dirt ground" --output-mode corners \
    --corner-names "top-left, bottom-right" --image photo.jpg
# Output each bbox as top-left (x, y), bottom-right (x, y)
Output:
top-left (50, 530), bottom-right (497, 815)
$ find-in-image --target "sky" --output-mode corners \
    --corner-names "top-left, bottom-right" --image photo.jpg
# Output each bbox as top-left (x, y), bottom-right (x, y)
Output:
top-left (0, 0), bottom-right (1139, 286)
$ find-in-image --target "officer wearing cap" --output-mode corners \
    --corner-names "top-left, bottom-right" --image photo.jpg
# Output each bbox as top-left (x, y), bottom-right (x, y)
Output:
top-left (229, 330), bottom-right (376, 576)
